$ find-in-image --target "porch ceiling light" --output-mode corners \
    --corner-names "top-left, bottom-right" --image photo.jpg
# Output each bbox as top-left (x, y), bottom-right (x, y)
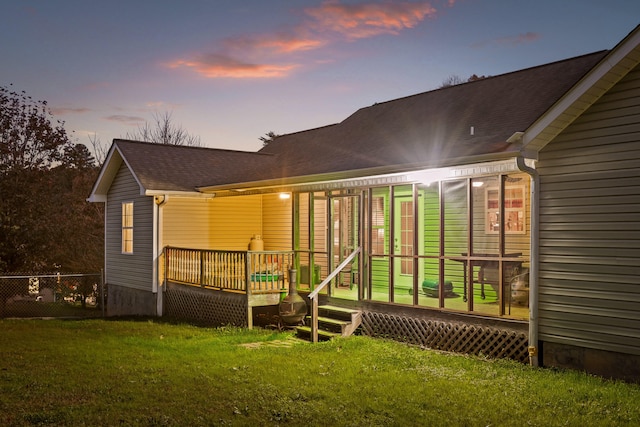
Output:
top-left (472, 181), bottom-right (484, 187)
top-left (279, 192), bottom-right (291, 200)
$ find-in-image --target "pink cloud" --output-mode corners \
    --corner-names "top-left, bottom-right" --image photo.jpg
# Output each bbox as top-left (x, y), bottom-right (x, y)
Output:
top-left (50, 107), bottom-right (91, 115)
top-left (167, 54), bottom-right (298, 79)
top-left (304, 1), bottom-right (437, 39)
top-left (168, 1), bottom-right (439, 79)
top-left (105, 115), bottom-right (146, 125)
top-left (224, 32), bottom-right (326, 54)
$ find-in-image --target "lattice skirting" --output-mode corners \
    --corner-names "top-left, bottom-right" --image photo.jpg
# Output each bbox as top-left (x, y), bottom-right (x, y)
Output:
top-left (164, 282), bottom-right (247, 327)
top-left (361, 311), bottom-right (529, 363)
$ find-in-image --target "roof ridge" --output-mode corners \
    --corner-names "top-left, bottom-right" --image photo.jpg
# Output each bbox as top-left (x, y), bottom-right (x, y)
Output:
top-left (359, 49), bottom-right (610, 111)
top-left (114, 138), bottom-right (273, 156)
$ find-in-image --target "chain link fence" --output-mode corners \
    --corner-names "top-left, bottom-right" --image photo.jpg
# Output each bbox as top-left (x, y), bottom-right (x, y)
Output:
top-left (0, 272), bottom-right (105, 319)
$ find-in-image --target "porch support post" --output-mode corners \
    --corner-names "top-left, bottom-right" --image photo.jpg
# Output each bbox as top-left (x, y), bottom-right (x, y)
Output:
top-left (412, 183), bottom-right (419, 305)
top-left (292, 193), bottom-right (300, 273)
top-left (246, 252), bottom-right (253, 329)
top-left (466, 179), bottom-right (473, 312)
top-left (358, 190), bottom-right (365, 300)
top-left (309, 193), bottom-right (315, 290)
top-left (388, 185), bottom-right (395, 302)
top-left (438, 181), bottom-right (445, 309)
top-left (247, 305), bottom-right (253, 329)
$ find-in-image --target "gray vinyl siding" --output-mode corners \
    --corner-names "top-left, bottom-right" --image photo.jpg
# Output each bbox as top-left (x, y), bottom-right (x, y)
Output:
top-left (105, 165), bottom-right (154, 291)
top-left (538, 64), bottom-right (640, 355)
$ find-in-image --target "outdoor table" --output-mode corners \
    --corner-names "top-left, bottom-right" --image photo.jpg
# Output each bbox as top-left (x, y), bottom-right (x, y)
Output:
top-left (454, 253), bottom-right (523, 302)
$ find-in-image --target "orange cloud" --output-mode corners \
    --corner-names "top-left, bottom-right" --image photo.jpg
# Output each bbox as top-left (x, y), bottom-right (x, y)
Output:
top-left (168, 1), bottom-right (439, 79)
top-left (224, 32), bottom-right (326, 54)
top-left (167, 54), bottom-right (298, 79)
top-left (304, 1), bottom-right (437, 39)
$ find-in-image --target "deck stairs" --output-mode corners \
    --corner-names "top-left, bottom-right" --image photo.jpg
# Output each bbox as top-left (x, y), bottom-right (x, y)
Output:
top-left (295, 305), bottom-right (362, 342)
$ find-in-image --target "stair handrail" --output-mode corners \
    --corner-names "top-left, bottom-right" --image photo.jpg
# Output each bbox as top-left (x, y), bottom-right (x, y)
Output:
top-left (307, 247), bottom-right (361, 343)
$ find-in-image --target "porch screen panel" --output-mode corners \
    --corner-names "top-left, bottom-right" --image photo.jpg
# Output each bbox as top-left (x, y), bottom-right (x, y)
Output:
top-left (442, 180), bottom-right (468, 308)
top-left (298, 193), bottom-right (310, 251)
top-left (504, 173), bottom-right (530, 255)
top-left (472, 176), bottom-right (499, 256)
top-left (370, 256), bottom-right (390, 302)
top-left (419, 183), bottom-right (440, 308)
top-left (504, 173), bottom-right (530, 319)
top-left (369, 187), bottom-right (390, 302)
top-left (313, 193), bottom-right (328, 284)
top-left (391, 185), bottom-right (415, 302)
top-left (297, 193), bottom-right (311, 287)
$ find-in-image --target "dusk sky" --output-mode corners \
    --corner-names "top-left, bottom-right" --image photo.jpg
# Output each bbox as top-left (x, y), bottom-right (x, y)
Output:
top-left (2, 1), bottom-right (639, 154)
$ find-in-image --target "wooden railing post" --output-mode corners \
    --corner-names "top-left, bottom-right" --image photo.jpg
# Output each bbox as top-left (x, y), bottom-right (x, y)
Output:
top-left (200, 250), bottom-right (205, 287)
top-left (311, 294), bottom-right (319, 343)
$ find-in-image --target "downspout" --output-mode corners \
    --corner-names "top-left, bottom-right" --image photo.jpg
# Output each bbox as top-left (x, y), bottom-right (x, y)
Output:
top-left (515, 156), bottom-right (540, 367)
top-left (154, 195), bottom-right (169, 317)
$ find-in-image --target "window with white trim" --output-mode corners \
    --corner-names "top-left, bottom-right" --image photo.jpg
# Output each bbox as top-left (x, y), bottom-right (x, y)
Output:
top-left (122, 202), bottom-right (134, 253)
top-left (371, 196), bottom-right (386, 255)
top-left (485, 185), bottom-right (525, 234)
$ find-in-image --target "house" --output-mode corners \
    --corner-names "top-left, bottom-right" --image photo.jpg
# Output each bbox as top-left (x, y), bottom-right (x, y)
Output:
top-left (89, 25), bottom-right (640, 382)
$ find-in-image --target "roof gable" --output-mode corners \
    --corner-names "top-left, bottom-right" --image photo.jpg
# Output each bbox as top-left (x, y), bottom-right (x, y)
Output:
top-left (89, 140), bottom-right (275, 200)
top-left (523, 25), bottom-right (640, 152)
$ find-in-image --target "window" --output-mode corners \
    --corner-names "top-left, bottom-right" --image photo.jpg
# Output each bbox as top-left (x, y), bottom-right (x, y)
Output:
top-left (122, 202), bottom-right (133, 253)
top-left (485, 185), bottom-right (525, 234)
top-left (371, 197), bottom-right (385, 254)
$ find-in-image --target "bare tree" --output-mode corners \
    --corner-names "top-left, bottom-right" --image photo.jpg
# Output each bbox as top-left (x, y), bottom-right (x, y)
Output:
top-left (88, 133), bottom-right (108, 165)
top-left (125, 111), bottom-right (201, 146)
top-left (440, 74), bottom-right (489, 88)
top-left (259, 131), bottom-right (280, 147)
top-left (440, 74), bottom-right (466, 88)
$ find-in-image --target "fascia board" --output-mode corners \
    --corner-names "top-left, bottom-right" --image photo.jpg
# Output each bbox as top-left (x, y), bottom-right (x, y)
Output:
top-left (87, 143), bottom-right (122, 202)
top-left (87, 143), bottom-right (147, 201)
top-left (522, 26), bottom-right (640, 152)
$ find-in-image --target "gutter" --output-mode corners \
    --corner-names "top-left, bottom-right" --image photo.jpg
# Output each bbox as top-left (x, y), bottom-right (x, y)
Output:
top-left (515, 156), bottom-right (540, 367)
top-left (154, 195), bottom-right (169, 317)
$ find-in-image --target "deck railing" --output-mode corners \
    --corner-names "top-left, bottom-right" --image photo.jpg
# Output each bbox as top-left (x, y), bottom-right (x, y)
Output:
top-left (164, 247), bottom-right (294, 295)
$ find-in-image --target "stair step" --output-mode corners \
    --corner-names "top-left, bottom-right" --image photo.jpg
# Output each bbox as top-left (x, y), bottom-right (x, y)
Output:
top-left (318, 305), bottom-right (360, 322)
top-left (315, 316), bottom-right (351, 334)
top-left (295, 325), bottom-right (339, 341)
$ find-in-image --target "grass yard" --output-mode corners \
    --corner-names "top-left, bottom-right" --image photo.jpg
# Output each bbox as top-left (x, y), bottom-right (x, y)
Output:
top-left (1, 319), bottom-right (639, 426)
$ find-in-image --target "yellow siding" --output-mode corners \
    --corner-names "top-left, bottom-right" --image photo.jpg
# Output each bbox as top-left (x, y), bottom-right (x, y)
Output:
top-left (163, 198), bottom-right (213, 249)
top-left (210, 195), bottom-right (263, 250)
top-left (262, 194), bottom-right (292, 250)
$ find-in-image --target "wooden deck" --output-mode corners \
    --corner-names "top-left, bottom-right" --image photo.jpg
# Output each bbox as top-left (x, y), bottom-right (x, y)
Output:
top-left (164, 246), bottom-right (294, 307)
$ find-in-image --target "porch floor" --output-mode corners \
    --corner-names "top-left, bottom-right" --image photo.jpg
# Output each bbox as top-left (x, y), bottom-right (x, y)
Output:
top-left (312, 283), bottom-right (529, 320)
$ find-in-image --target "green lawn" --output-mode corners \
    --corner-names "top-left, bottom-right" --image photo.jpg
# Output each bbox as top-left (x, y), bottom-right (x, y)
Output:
top-left (1, 319), bottom-right (639, 426)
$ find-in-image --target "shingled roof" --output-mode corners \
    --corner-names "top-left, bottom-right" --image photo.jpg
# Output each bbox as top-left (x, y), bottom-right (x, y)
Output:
top-left (258, 50), bottom-right (608, 178)
top-left (91, 49), bottom-right (612, 199)
top-left (114, 140), bottom-right (276, 191)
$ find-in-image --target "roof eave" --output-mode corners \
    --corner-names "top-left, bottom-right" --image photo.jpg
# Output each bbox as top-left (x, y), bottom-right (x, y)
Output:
top-left (144, 189), bottom-right (214, 198)
top-left (198, 151), bottom-right (519, 195)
